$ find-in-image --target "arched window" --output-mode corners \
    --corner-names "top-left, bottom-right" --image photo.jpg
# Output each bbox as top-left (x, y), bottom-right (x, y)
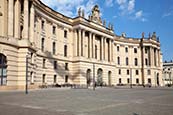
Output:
top-left (52, 42), bottom-right (56, 55)
top-left (117, 56), bottom-right (120, 65)
top-left (136, 78), bottom-right (139, 84)
top-left (119, 78), bottom-right (121, 84)
top-left (64, 45), bottom-right (67, 57)
top-left (95, 45), bottom-right (97, 59)
top-left (125, 47), bottom-right (128, 53)
top-left (41, 38), bottom-right (44, 52)
top-left (117, 46), bottom-right (119, 52)
top-left (145, 58), bottom-right (148, 66)
top-left (0, 53), bottom-right (7, 85)
top-left (126, 57), bottom-right (129, 65)
top-left (134, 58), bottom-right (138, 66)
top-left (64, 30), bottom-right (67, 38)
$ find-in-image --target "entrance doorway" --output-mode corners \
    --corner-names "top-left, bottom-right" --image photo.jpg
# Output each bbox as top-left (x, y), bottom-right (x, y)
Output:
top-left (86, 69), bottom-right (91, 86)
top-left (108, 71), bottom-right (112, 86)
top-left (157, 73), bottom-right (159, 86)
top-left (97, 68), bottom-right (103, 86)
top-left (0, 53), bottom-right (7, 85)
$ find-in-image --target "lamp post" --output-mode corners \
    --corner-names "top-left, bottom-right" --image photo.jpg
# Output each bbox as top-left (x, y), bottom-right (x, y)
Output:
top-left (25, 55), bottom-right (29, 94)
top-left (93, 63), bottom-right (95, 90)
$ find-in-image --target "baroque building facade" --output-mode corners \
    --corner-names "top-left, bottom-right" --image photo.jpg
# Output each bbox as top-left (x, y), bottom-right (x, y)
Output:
top-left (162, 62), bottom-right (173, 86)
top-left (0, 0), bottom-right (163, 90)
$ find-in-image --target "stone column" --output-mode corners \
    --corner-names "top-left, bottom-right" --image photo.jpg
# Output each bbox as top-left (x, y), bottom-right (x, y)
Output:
top-left (23, 0), bottom-right (29, 39)
top-left (156, 49), bottom-right (158, 67)
top-left (14, 0), bottom-right (20, 38)
top-left (81, 30), bottom-right (85, 56)
top-left (158, 49), bottom-right (160, 67)
top-left (8, 0), bottom-right (14, 36)
top-left (108, 39), bottom-right (111, 62)
top-left (89, 32), bottom-right (92, 58)
top-left (78, 29), bottom-right (81, 56)
top-left (101, 36), bottom-right (104, 60)
top-left (104, 37), bottom-right (106, 60)
top-left (93, 34), bottom-right (95, 58)
top-left (111, 40), bottom-right (114, 62)
top-left (150, 47), bottom-right (153, 66)
top-left (74, 30), bottom-right (77, 57)
top-left (30, 3), bottom-right (35, 43)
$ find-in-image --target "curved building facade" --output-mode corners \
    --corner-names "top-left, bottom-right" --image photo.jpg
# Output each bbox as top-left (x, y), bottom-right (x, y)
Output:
top-left (0, 0), bottom-right (163, 90)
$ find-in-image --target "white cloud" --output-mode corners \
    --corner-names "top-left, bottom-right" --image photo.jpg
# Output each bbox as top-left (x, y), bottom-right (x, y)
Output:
top-left (105, 0), bottom-right (113, 7)
top-left (162, 12), bottom-right (172, 18)
top-left (133, 10), bottom-right (147, 22)
top-left (116, 0), bottom-right (127, 5)
top-left (116, 0), bottom-right (135, 15)
top-left (41, 0), bottom-right (97, 18)
top-left (135, 10), bottom-right (143, 18)
top-left (128, 0), bottom-right (135, 12)
top-left (115, 0), bottom-right (147, 22)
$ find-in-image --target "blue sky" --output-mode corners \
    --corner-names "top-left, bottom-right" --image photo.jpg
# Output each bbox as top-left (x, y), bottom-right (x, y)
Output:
top-left (41, 0), bottom-right (173, 61)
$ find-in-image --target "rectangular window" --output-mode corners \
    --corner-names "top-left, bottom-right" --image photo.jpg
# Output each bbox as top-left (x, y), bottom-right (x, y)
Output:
top-left (54, 75), bottom-right (57, 83)
top-left (95, 45), bottom-right (97, 59)
top-left (52, 26), bottom-right (56, 34)
top-left (148, 78), bottom-right (151, 84)
top-left (125, 47), bottom-right (128, 53)
top-left (145, 48), bottom-right (148, 54)
top-left (65, 63), bottom-right (68, 70)
top-left (65, 75), bottom-right (68, 83)
top-left (127, 69), bottom-right (129, 75)
top-left (43, 59), bottom-right (46, 68)
top-left (136, 70), bottom-right (139, 75)
top-left (136, 78), bottom-right (139, 84)
top-left (41, 38), bottom-right (44, 52)
top-left (119, 69), bottom-right (121, 75)
top-left (147, 70), bottom-right (151, 75)
top-left (41, 20), bottom-right (45, 30)
top-left (54, 61), bottom-right (57, 69)
top-left (117, 46), bottom-right (119, 52)
top-left (52, 42), bottom-right (56, 55)
top-left (145, 58), bottom-right (148, 66)
top-left (117, 57), bottom-right (120, 65)
top-left (134, 48), bottom-right (137, 53)
top-left (126, 57), bottom-right (129, 65)
top-left (119, 78), bottom-right (121, 84)
top-left (42, 74), bottom-right (46, 83)
top-left (64, 45), bottom-right (67, 57)
top-left (64, 30), bottom-right (67, 38)
top-left (127, 78), bottom-right (130, 84)
top-left (135, 58), bottom-right (138, 66)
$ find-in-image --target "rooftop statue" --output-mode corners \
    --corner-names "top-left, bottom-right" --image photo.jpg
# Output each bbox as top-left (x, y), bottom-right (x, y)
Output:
top-left (78, 7), bottom-right (81, 17)
top-left (90, 5), bottom-right (102, 24)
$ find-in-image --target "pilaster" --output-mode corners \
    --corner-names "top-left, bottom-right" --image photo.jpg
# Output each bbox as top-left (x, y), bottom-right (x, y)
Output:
top-left (30, 3), bottom-right (35, 43)
top-left (14, 0), bottom-right (20, 38)
top-left (8, 0), bottom-right (14, 36)
top-left (23, 0), bottom-right (29, 39)
top-left (93, 33), bottom-right (95, 58)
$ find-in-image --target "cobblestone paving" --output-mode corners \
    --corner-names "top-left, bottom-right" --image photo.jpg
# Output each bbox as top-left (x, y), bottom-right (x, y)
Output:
top-left (0, 87), bottom-right (173, 115)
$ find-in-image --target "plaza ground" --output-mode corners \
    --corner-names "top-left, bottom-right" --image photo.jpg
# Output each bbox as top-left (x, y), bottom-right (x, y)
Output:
top-left (0, 87), bottom-right (173, 115)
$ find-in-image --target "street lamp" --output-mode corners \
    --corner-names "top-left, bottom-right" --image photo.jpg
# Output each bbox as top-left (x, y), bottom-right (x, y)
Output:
top-left (25, 55), bottom-right (29, 94)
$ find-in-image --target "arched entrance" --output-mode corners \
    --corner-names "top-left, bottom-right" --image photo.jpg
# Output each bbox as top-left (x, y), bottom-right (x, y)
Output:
top-left (108, 71), bottom-right (112, 86)
top-left (97, 68), bottom-right (103, 86)
top-left (157, 73), bottom-right (159, 86)
top-left (86, 69), bottom-right (91, 86)
top-left (0, 53), bottom-right (7, 85)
